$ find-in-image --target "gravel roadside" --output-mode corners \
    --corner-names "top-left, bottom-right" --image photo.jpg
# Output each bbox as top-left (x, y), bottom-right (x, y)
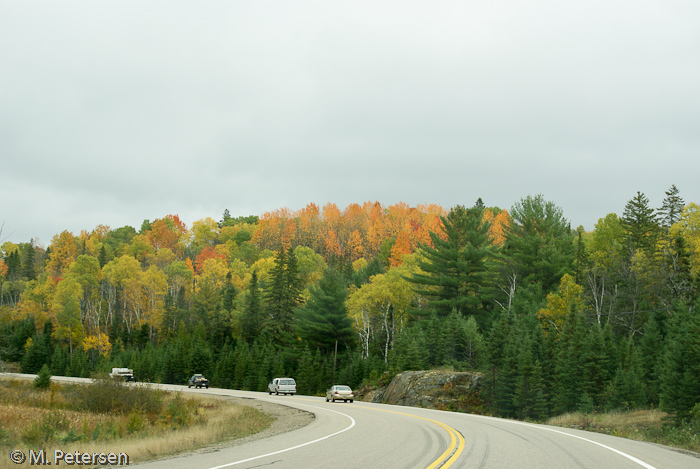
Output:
top-left (180, 394), bottom-right (315, 456)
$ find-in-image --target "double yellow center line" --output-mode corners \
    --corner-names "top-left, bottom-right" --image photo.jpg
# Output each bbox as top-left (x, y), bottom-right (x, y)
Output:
top-left (374, 408), bottom-right (465, 468)
top-left (294, 396), bottom-right (465, 468)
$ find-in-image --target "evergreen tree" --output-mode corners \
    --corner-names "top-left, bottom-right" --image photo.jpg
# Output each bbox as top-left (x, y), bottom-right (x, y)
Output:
top-left (407, 205), bottom-right (496, 322)
top-left (574, 226), bottom-right (589, 285)
top-left (98, 245), bottom-right (108, 268)
top-left (389, 326), bottom-right (429, 372)
top-left (504, 194), bottom-right (575, 294)
top-left (5, 249), bottom-right (21, 281)
top-left (21, 241), bottom-right (37, 280)
top-left (639, 316), bottom-right (663, 406)
top-left (221, 272), bottom-right (237, 312)
top-left (22, 334), bottom-right (50, 373)
top-left (493, 337), bottom-right (519, 417)
top-left (296, 346), bottom-right (316, 394)
top-left (606, 338), bottom-right (646, 410)
top-left (659, 303), bottom-right (700, 423)
top-left (513, 346), bottom-right (549, 420)
top-left (162, 334), bottom-right (189, 385)
top-left (192, 278), bottom-right (219, 326)
top-left (552, 311), bottom-right (589, 414)
top-left (484, 312), bottom-right (515, 414)
top-left (297, 268), bottom-right (355, 355)
top-left (34, 364), bottom-right (52, 389)
top-left (233, 341), bottom-right (251, 389)
top-left (241, 271), bottom-right (263, 343)
top-left (668, 233), bottom-right (696, 305)
top-left (622, 191), bottom-right (659, 253)
top-left (581, 324), bottom-right (609, 408)
top-left (658, 184), bottom-right (684, 229)
top-left (263, 247), bottom-right (302, 346)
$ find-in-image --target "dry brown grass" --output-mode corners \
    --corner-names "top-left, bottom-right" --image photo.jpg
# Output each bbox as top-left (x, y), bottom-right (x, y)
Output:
top-left (0, 378), bottom-right (273, 465)
top-left (547, 409), bottom-right (700, 454)
top-left (547, 408), bottom-right (668, 433)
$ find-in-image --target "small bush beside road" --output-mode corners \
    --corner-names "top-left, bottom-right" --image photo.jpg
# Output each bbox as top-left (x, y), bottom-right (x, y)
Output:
top-left (0, 377), bottom-right (273, 463)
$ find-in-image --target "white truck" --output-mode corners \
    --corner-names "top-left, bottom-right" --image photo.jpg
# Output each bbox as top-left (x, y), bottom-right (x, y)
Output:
top-left (268, 377), bottom-right (296, 395)
top-left (109, 367), bottom-right (136, 382)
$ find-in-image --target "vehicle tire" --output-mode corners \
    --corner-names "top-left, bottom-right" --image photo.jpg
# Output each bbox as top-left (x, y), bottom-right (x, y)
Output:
top-left (350, 400), bottom-right (353, 403)
top-left (344, 399), bottom-right (348, 402)
top-left (205, 385), bottom-right (209, 388)
top-left (325, 396), bottom-right (329, 402)
top-left (269, 390), bottom-right (272, 395)
top-left (331, 396), bottom-right (335, 403)
top-left (188, 384), bottom-right (191, 388)
top-left (276, 390), bottom-right (279, 395)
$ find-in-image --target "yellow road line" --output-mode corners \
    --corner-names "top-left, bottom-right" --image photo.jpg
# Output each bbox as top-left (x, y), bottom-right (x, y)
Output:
top-left (374, 408), bottom-right (465, 469)
top-left (285, 397), bottom-right (465, 468)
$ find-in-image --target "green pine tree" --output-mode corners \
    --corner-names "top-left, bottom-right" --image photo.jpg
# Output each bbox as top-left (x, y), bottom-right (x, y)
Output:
top-left (34, 364), bottom-right (52, 389)
top-left (658, 184), bottom-right (684, 229)
top-left (504, 194), bottom-right (575, 294)
top-left (406, 205), bottom-right (496, 323)
top-left (622, 191), bottom-right (660, 253)
top-left (659, 303), bottom-right (700, 423)
top-left (241, 271), bottom-right (263, 343)
top-left (296, 268), bottom-right (354, 355)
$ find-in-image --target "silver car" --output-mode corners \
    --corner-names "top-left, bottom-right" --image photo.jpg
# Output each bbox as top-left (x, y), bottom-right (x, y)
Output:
top-left (326, 385), bottom-right (354, 403)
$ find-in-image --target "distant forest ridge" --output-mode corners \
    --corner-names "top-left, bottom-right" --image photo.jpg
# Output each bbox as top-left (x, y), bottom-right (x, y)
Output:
top-left (1, 188), bottom-right (700, 425)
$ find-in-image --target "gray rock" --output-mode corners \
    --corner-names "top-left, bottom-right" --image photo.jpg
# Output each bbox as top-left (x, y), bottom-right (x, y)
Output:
top-left (362, 370), bottom-right (482, 410)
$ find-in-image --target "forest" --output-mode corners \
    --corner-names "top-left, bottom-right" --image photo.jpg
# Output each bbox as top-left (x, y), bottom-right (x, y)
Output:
top-left (1, 187), bottom-right (699, 426)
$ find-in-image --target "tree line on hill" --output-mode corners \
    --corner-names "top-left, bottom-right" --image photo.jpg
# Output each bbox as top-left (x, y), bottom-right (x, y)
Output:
top-left (1, 186), bottom-right (699, 425)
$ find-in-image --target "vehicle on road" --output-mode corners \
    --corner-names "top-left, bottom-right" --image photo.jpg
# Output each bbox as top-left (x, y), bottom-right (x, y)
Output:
top-left (326, 385), bottom-right (354, 403)
top-left (188, 374), bottom-right (210, 388)
top-left (268, 377), bottom-right (296, 395)
top-left (109, 367), bottom-right (136, 382)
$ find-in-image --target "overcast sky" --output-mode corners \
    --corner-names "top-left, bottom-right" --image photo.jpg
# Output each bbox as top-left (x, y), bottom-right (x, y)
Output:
top-left (1, 1), bottom-right (698, 247)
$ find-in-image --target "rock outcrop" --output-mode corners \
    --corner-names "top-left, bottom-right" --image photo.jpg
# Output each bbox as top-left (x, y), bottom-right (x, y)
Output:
top-left (361, 370), bottom-right (482, 410)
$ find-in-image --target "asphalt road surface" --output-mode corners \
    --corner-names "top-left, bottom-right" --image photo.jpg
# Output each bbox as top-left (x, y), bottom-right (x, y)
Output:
top-left (4, 375), bottom-right (699, 468)
top-left (136, 385), bottom-right (699, 469)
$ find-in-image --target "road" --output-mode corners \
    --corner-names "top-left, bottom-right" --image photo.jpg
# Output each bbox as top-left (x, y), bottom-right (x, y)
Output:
top-left (137, 385), bottom-right (698, 469)
top-left (4, 375), bottom-right (699, 468)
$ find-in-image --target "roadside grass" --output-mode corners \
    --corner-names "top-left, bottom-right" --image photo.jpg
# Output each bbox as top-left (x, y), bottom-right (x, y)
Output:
top-left (546, 409), bottom-right (700, 454)
top-left (0, 378), bottom-right (273, 464)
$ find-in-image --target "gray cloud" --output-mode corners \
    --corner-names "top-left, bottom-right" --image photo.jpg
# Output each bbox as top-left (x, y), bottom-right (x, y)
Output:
top-left (1, 1), bottom-right (698, 246)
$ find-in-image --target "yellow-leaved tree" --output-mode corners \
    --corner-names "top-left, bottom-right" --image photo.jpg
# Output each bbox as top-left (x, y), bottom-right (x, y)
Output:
top-left (537, 274), bottom-right (584, 335)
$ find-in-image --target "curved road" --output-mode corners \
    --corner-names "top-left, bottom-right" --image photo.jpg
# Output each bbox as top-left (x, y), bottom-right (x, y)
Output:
top-left (4, 375), bottom-right (698, 468)
top-left (142, 385), bottom-right (698, 469)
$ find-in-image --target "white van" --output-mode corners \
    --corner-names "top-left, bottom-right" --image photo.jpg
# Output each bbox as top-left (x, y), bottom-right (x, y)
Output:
top-left (268, 377), bottom-right (296, 395)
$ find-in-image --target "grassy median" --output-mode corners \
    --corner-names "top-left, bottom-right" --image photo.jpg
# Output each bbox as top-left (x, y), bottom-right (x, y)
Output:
top-left (0, 377), bottom-right (273, 464)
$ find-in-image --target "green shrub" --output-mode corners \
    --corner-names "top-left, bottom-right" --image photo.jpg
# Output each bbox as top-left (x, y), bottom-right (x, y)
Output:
top-left (33, 364), bottom-right (52, 390)
top-left (126, 411), bottom-right (146, 434)
top-left (161, 393), bottom-right (194, 429)
top-left (68, 375), bottom-right (163, 416)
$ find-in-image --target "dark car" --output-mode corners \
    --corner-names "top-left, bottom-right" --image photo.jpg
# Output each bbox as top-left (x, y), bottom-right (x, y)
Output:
top-left (187, 374), bottom-right (210, 389)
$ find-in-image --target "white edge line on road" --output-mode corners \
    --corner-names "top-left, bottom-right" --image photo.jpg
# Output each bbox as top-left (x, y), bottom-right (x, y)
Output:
top-left (206, 403), bottom-right (356, 469)
top-left (418, 408), bottom-right (657, 469)
top-left (505, 419), bottom-right (658, 469)
top-left (4, 375), bottom-right (654, 468)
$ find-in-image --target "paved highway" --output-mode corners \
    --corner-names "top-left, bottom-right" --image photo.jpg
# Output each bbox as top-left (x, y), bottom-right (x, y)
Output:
top-left (137, 385), bottom-right (698, 469)
top-left (4, 375), bottom-right (698, 468)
